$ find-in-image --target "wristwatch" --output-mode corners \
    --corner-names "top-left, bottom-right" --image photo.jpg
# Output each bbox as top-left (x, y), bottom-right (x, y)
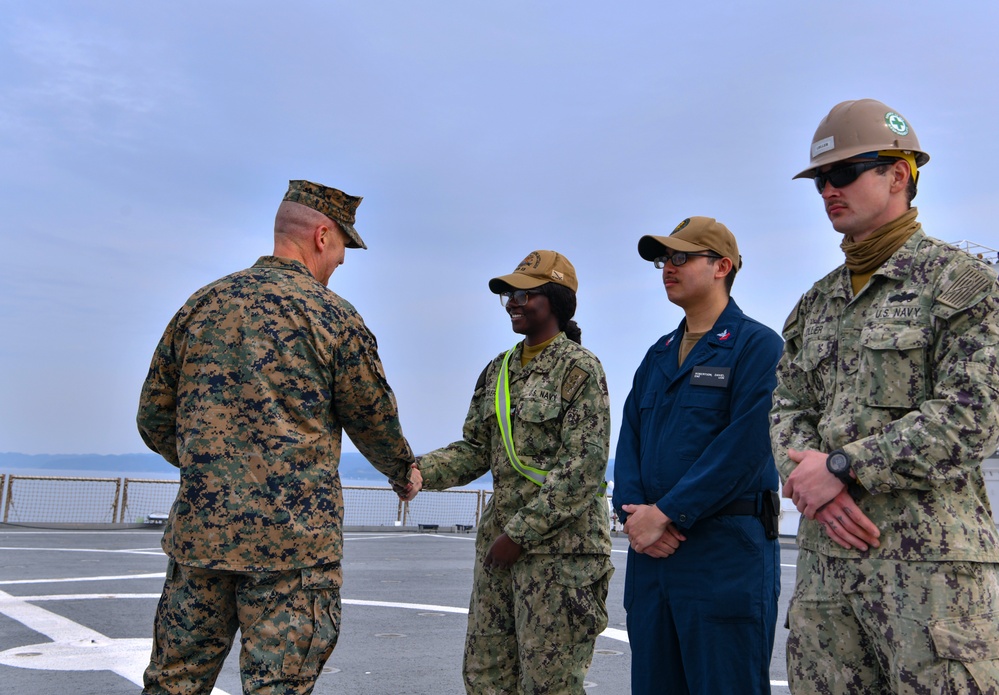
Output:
top-left (826, 449), bottom-right (853, 484)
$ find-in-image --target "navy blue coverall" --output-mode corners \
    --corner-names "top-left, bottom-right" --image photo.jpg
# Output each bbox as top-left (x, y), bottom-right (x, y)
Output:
top-left (613, 298), bottom-right (783, 695)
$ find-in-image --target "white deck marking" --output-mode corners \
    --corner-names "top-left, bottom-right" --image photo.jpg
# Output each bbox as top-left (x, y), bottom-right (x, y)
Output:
top-left (0, 572), bottom-right (165, 586)
top-left (0, 546), bottom-right (164, 556)
top-left (0, 588), bottom-right (230, 694)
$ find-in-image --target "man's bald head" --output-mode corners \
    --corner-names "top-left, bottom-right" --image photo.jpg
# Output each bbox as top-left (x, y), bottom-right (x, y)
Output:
top-left (274, 200), bottom-right (337, 243)
top-left (273, 201), bottom-right (350, 285)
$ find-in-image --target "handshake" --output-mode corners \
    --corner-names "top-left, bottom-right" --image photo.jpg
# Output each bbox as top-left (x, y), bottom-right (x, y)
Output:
top-left (391, 463), bottom-right (423, 502)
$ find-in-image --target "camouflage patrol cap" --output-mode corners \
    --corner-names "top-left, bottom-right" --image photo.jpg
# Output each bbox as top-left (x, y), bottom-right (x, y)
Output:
top-left (638, 216), bottom-right (743, 270)
top-left (283, 180), bottom-right (367, 249)
top-left (488, 250), bottom-right (578, 293)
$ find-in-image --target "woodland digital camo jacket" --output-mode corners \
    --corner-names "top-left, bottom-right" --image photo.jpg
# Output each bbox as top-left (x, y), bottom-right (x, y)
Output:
top-left (419, 333), bottom-right (612, 557)
top-left (771, 221), bottom-right (999, 561)
top-left (138, 256), bottom-right (414, 572)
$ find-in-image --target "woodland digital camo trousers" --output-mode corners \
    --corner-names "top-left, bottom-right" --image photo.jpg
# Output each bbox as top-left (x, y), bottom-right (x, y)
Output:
top-left (788, 549), bottom-right (999, 694)
top-left (463, 552), bottom-right (614, 694)
top-left (143, 559), bottom-right (342, 695)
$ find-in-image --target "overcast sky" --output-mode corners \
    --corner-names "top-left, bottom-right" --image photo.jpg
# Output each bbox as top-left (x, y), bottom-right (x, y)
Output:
top-left (3, 2), bottom-right (998, 459)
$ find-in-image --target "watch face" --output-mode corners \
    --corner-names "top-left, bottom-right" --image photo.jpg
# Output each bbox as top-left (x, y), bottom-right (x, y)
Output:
top-left (828, 452), bottom-right (850, 476)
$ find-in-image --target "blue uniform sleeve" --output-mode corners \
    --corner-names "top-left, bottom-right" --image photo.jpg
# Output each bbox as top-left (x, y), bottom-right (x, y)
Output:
top-left (612, 346), bottom-right (655, 522)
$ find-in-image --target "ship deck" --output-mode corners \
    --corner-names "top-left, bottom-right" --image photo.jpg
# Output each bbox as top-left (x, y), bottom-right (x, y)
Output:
top-left (0, 526), bottom-right (794, 694)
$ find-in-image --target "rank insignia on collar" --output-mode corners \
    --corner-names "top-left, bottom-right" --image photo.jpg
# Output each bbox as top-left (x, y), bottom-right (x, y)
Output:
top-left (716, 329), bottom-right (731, 341)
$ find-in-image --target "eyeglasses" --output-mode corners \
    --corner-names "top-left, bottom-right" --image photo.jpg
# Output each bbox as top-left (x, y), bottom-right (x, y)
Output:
top-left (813, 159), bottom-right (895, 193)
top-left (499, 289), bottom-right (542, 307)
top-left (653, 251), bottom-right (721, 269)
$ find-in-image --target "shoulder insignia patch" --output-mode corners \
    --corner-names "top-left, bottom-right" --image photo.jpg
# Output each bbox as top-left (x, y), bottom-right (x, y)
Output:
top-left (938, 266), bottom-right (992, 309)
top-left (783, 298), bottom-right (802, 333)
top-left (561, 366), bottom-right (589, 402)
top-left (474, 364), bottom-right (490, 391)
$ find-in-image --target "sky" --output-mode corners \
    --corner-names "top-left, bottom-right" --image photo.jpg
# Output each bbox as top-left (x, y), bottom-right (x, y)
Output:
top-left (2, 2), bottom-right (998, 459)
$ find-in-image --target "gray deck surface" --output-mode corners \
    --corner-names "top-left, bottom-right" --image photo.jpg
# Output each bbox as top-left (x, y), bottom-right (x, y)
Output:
top-left (0, 526), bottom-right (795, 694)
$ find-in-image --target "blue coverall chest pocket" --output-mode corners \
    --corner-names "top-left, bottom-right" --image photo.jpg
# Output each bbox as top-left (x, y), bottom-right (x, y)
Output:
top-left (639, 390), bottom-right (657, 407)
top-left (674, 387), bottom-right (730, 460)
top-left (638, 392), bottom-right (671, 468)
top-left (638, 390), bottom-right (664, 447)
top-left (678, 386), bottom-right (730, 411)
top-left (639, 391), bottom-right (658, 411)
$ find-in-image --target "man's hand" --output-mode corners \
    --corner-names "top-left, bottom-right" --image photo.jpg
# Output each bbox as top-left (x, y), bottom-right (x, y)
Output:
top-left (642, 525), bottom-right (688, 558)
top-left (484, 533), bottom-right (522, 570)
top-left (622, 503), bottom-right (674, 553)
top-left (783, 448), bottom-right (845, 519)
top-left (392, 465), bottom-right (423, 502)
top-left (815, 489), bottom-right (880, 551)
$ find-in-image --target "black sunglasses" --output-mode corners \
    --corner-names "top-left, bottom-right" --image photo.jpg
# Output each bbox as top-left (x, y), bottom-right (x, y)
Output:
top-left (813, 159), bottom-right (896, 193)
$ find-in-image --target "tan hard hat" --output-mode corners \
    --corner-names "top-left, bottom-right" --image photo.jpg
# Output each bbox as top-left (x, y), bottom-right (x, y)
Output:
top-left (793, 99), bottom-right (930, 179)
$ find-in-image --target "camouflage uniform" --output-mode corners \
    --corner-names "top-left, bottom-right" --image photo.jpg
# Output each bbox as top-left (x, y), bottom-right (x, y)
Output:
top-left (771, 216), bottom-right (999, 693)
top-left (419, 332), bottom-right (614, 695)
top-left (138, 255), bottom-right (414, 694)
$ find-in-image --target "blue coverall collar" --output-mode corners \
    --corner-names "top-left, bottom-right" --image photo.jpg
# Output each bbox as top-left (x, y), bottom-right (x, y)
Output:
top-left (653, 298), bottom-right (746, 380)
top-left (657, 298), bottom-right (746, 352)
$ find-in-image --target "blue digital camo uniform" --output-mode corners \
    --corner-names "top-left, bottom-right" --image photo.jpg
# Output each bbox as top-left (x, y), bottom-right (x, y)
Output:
top-left (419, 332), bottom-right (614, 695)
top-left (137, 255), bottom-right (414, 694)
top-left (771, 213), bottom-right (999, 693)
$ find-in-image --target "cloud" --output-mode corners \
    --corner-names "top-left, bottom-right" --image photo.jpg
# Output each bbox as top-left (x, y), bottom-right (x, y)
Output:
top-left (1, 15), bottom-right (184, 149)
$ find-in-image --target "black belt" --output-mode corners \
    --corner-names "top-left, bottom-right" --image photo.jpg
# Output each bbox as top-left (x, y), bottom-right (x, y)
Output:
top-left (715, 498), bottom-right (758, 516)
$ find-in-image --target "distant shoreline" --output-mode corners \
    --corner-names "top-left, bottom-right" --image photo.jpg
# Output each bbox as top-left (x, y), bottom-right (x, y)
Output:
top-left (0, 467), bottom-right (493, 491)
top-left (0, 451), bottom-right (496, 490)
top-left (1, 467), bottom-right (178, 480)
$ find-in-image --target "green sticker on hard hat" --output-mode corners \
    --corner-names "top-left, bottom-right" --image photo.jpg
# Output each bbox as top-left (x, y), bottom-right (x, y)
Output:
top-left (885, 112), bottom-right (909, 136)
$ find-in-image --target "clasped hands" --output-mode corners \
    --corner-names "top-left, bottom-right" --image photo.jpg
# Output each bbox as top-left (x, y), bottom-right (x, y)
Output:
top-left (783, 447), bottom-right (880, 551)
top-left (392, 464), bottom-right (423, 502)
top-left (621, 503), bottom-right (687, 558)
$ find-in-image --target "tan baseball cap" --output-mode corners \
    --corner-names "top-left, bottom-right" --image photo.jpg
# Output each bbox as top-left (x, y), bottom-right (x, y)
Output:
top-left (488, 250), bottom-right (578, 293)
top-left (638, 216), bottom-right (742, 270)
top-left (283, 180), bottom-right (367, 249)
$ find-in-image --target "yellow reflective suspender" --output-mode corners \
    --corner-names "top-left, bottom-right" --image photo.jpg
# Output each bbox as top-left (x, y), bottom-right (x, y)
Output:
top-left (494, 346), bottom-right (609, 494)
top-left (495, 347), bottom-right (549, 487)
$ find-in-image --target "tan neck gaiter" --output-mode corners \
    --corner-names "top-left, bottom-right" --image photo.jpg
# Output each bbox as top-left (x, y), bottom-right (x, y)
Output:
top-left (841, 208), bottom-right (920, 294)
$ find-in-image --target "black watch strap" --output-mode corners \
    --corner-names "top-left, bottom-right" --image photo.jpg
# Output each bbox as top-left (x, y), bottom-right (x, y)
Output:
top-left (826, 449), bottom-right (853, 484)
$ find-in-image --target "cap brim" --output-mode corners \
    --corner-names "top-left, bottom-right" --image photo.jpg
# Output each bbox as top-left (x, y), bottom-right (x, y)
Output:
top-left (341, 222), bottom-right (367, 250)
top-left (637, 234), bottom-right (709, 261)
top-left (488, 273), bottom-right (548, 294)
